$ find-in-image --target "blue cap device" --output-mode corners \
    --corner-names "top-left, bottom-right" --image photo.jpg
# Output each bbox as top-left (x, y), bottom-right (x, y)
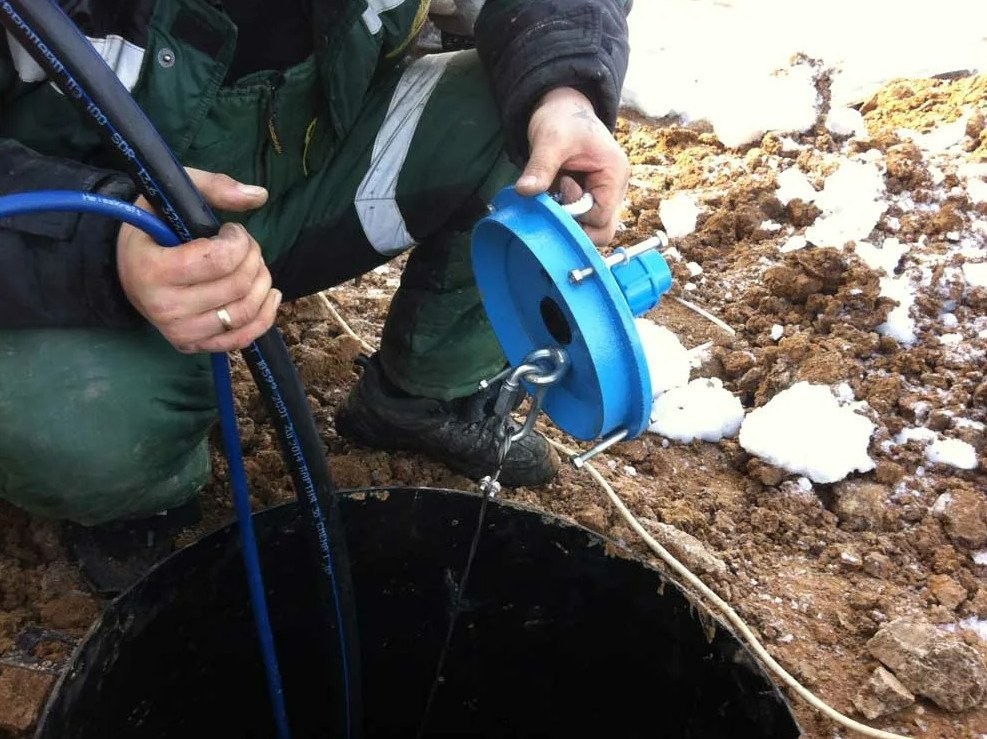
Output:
top-left (471, 187), bottom-right (673, 448)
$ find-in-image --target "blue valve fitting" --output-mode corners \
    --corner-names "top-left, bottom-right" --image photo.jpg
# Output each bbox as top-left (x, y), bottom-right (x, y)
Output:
top-left (607, 236), bottom-right (672, 316)
top-left (611, 249), bottom-right (673, 317)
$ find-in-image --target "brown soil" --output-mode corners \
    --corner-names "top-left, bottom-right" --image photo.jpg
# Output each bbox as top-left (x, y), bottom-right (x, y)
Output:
top-left (2, 75), bottom-right (987, 738)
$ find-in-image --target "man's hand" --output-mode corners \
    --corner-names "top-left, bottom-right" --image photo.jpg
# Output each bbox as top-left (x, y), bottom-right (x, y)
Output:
top-left (117, 168), bottom-right (281, 354)
top-left (515, 87), bottom-right (630, 246)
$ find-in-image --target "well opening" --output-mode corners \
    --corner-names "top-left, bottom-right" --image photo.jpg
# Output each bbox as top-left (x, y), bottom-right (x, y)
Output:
top-left (37, 488), bottom-right (799, 738)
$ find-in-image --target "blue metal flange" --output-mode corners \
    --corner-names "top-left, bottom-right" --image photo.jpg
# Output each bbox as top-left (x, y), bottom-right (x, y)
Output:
top-left (472, 187), bottom-right (673, 442)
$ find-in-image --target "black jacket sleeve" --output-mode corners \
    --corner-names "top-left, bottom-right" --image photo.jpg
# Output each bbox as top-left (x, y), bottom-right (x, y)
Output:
top-left (0, 139), bottom-right (142, 328)
top-left (475, 0), bottom-right (631, 165)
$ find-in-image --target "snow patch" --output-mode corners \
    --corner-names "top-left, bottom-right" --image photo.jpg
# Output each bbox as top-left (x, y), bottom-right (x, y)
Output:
top-left (963, 262), bottom-right (987, 288)
top-left (659, 193), bottom-right (701, 239)
top-left (927, 437), bottom-right (979, 470)
top-left (957, 617), bottom-right (987, 644)
top-left (897, 115), bottom-right (970, 153)
top-left (877, 275), bottom-right (918, 344)
top-left (967, 178), bottom-right (987, 205)
top-left (776, 167), bottom-right (817, 206)
top-left (623, 0), bottom-right (987, 125)
top-left (738, 382), bottom-right (876, 484)
top-left (635, 319), bottom-right (692, 394)
top-left (649, 377), bottom-right (745, 443)
top-left (825, 107), bottom-right (869, 139)
top-left (896, 427), bottom-right (939, 445)
top-left (780, 235), bottom-right (809, 253)
top-left (704, 63), bottom-right (819, 148)
top-left (895, 428), bottom-right (979, 470)
top-left (805, 161), bottom-right (887, 248)
top-left (854, 237), bottom-right (909, 275)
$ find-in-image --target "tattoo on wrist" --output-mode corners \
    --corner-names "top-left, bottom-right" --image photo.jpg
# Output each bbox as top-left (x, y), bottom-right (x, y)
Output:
top-left (572, 105), bottom-right (599, 131)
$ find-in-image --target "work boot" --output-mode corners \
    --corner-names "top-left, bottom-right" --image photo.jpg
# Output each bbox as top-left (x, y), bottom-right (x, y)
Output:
top-left (61, 498), bottom-right (202, 597)
top-left (335, 354), bottom-right (560, 487)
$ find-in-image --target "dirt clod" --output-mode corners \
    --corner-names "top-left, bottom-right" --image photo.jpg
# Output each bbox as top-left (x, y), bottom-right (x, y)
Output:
top-left (928, 574), bottom-right (968, 611)
top-left (0, 667), bottom-right (54, 734)
top-left (832, 480), bottom-right (891, 532)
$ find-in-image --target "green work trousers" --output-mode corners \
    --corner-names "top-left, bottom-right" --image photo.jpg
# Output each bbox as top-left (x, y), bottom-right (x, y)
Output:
top-left (0, 50), bottom-right (514, 524)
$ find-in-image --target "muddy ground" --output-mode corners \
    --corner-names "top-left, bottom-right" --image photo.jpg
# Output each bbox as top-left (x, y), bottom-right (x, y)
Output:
top-left (1, 74), bottom-right (986, 738)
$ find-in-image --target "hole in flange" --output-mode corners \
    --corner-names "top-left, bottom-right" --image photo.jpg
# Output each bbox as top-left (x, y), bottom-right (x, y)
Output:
top-left (539, 297), bottom-right (572, 345)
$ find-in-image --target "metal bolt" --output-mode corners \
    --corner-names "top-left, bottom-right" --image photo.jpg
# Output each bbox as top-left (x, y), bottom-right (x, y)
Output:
top-left (570, 233), bottom-right (668, 284)
top-left (569, 266), bottom-right (595, 283)
top-left (478, 366), bottom-right (513, 390)
top-left (571, 428), bottom-right (630, 468)
top-left (604, 234), bottom-right (668, 269)
top-left (157, 48), bottom-right (176, 68)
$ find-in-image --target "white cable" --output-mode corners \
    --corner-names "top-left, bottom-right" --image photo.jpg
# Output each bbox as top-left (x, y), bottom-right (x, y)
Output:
top-left (547, 438), bottom-right (909, 739)
top-left (673, 296), bottom-right (737, 336)
top-left (317, 291), bottom-right (377, 354)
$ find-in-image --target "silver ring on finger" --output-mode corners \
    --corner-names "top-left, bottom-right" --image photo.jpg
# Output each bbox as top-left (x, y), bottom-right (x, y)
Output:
top-left (216, 307), bottom-right (234, 331)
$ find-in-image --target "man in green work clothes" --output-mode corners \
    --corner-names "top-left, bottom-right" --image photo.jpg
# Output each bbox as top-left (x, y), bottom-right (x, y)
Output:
top-left (0, 0), bottom-right (632, 593)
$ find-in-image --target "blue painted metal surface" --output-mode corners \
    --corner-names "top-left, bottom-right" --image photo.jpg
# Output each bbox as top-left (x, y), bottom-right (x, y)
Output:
top-left (471, 187), bottom-right (673, 441)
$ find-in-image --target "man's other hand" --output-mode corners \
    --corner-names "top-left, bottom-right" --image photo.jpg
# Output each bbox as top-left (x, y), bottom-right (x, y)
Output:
top-left (117, 169), bottom-right (281, 354)
top-left (515, 87), bottom-right (630, 246)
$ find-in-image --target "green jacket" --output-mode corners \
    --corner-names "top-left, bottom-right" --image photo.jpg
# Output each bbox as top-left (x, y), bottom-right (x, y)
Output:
top-left (0, 0), bottom-right (630, 327)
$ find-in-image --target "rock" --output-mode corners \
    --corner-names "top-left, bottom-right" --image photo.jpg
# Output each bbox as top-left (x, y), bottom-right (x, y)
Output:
top-left (292, 336), bottom-right (362, 387)
top-left (849, 589), bottom-right (881, 611)
top-left (967, 589), bottom-right (987, 619)
top-left (833, 480), bottom-right (890, 531)
top-left (928, 574), bottom-right (968, 611)
top-left (967, 109), bottom-right (986, 140)
top-left (294, 345), bottom-right (334, 385)
top-left (853, 666), bottom-right (915, 720)
top-left (0, 666), bottom-right (55, 734)
top-left (839, 549), bottom-right (863, 570)
top-left (933, 486), bottom-right (987, 549)
top-left (643, 521), bottom-right (728, 577)
top-left (863, 552), bottom-right (892, 579)
top-left (38, 562), bottom-right (83, 599)
top-left (867, 618), bottom-right (987, 711)
top-left (927, 410), bottom-right (952, 432)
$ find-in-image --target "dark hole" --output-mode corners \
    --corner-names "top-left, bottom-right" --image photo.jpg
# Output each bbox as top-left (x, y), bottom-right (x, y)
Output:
top-left (36, 492), bottom-right (800, 739)
top-left (539, 297), bottom-right (572, 345)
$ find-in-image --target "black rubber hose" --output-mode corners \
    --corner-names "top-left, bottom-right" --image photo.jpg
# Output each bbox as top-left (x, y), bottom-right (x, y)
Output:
top-left (0, 2), bottom-right (361, 735)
